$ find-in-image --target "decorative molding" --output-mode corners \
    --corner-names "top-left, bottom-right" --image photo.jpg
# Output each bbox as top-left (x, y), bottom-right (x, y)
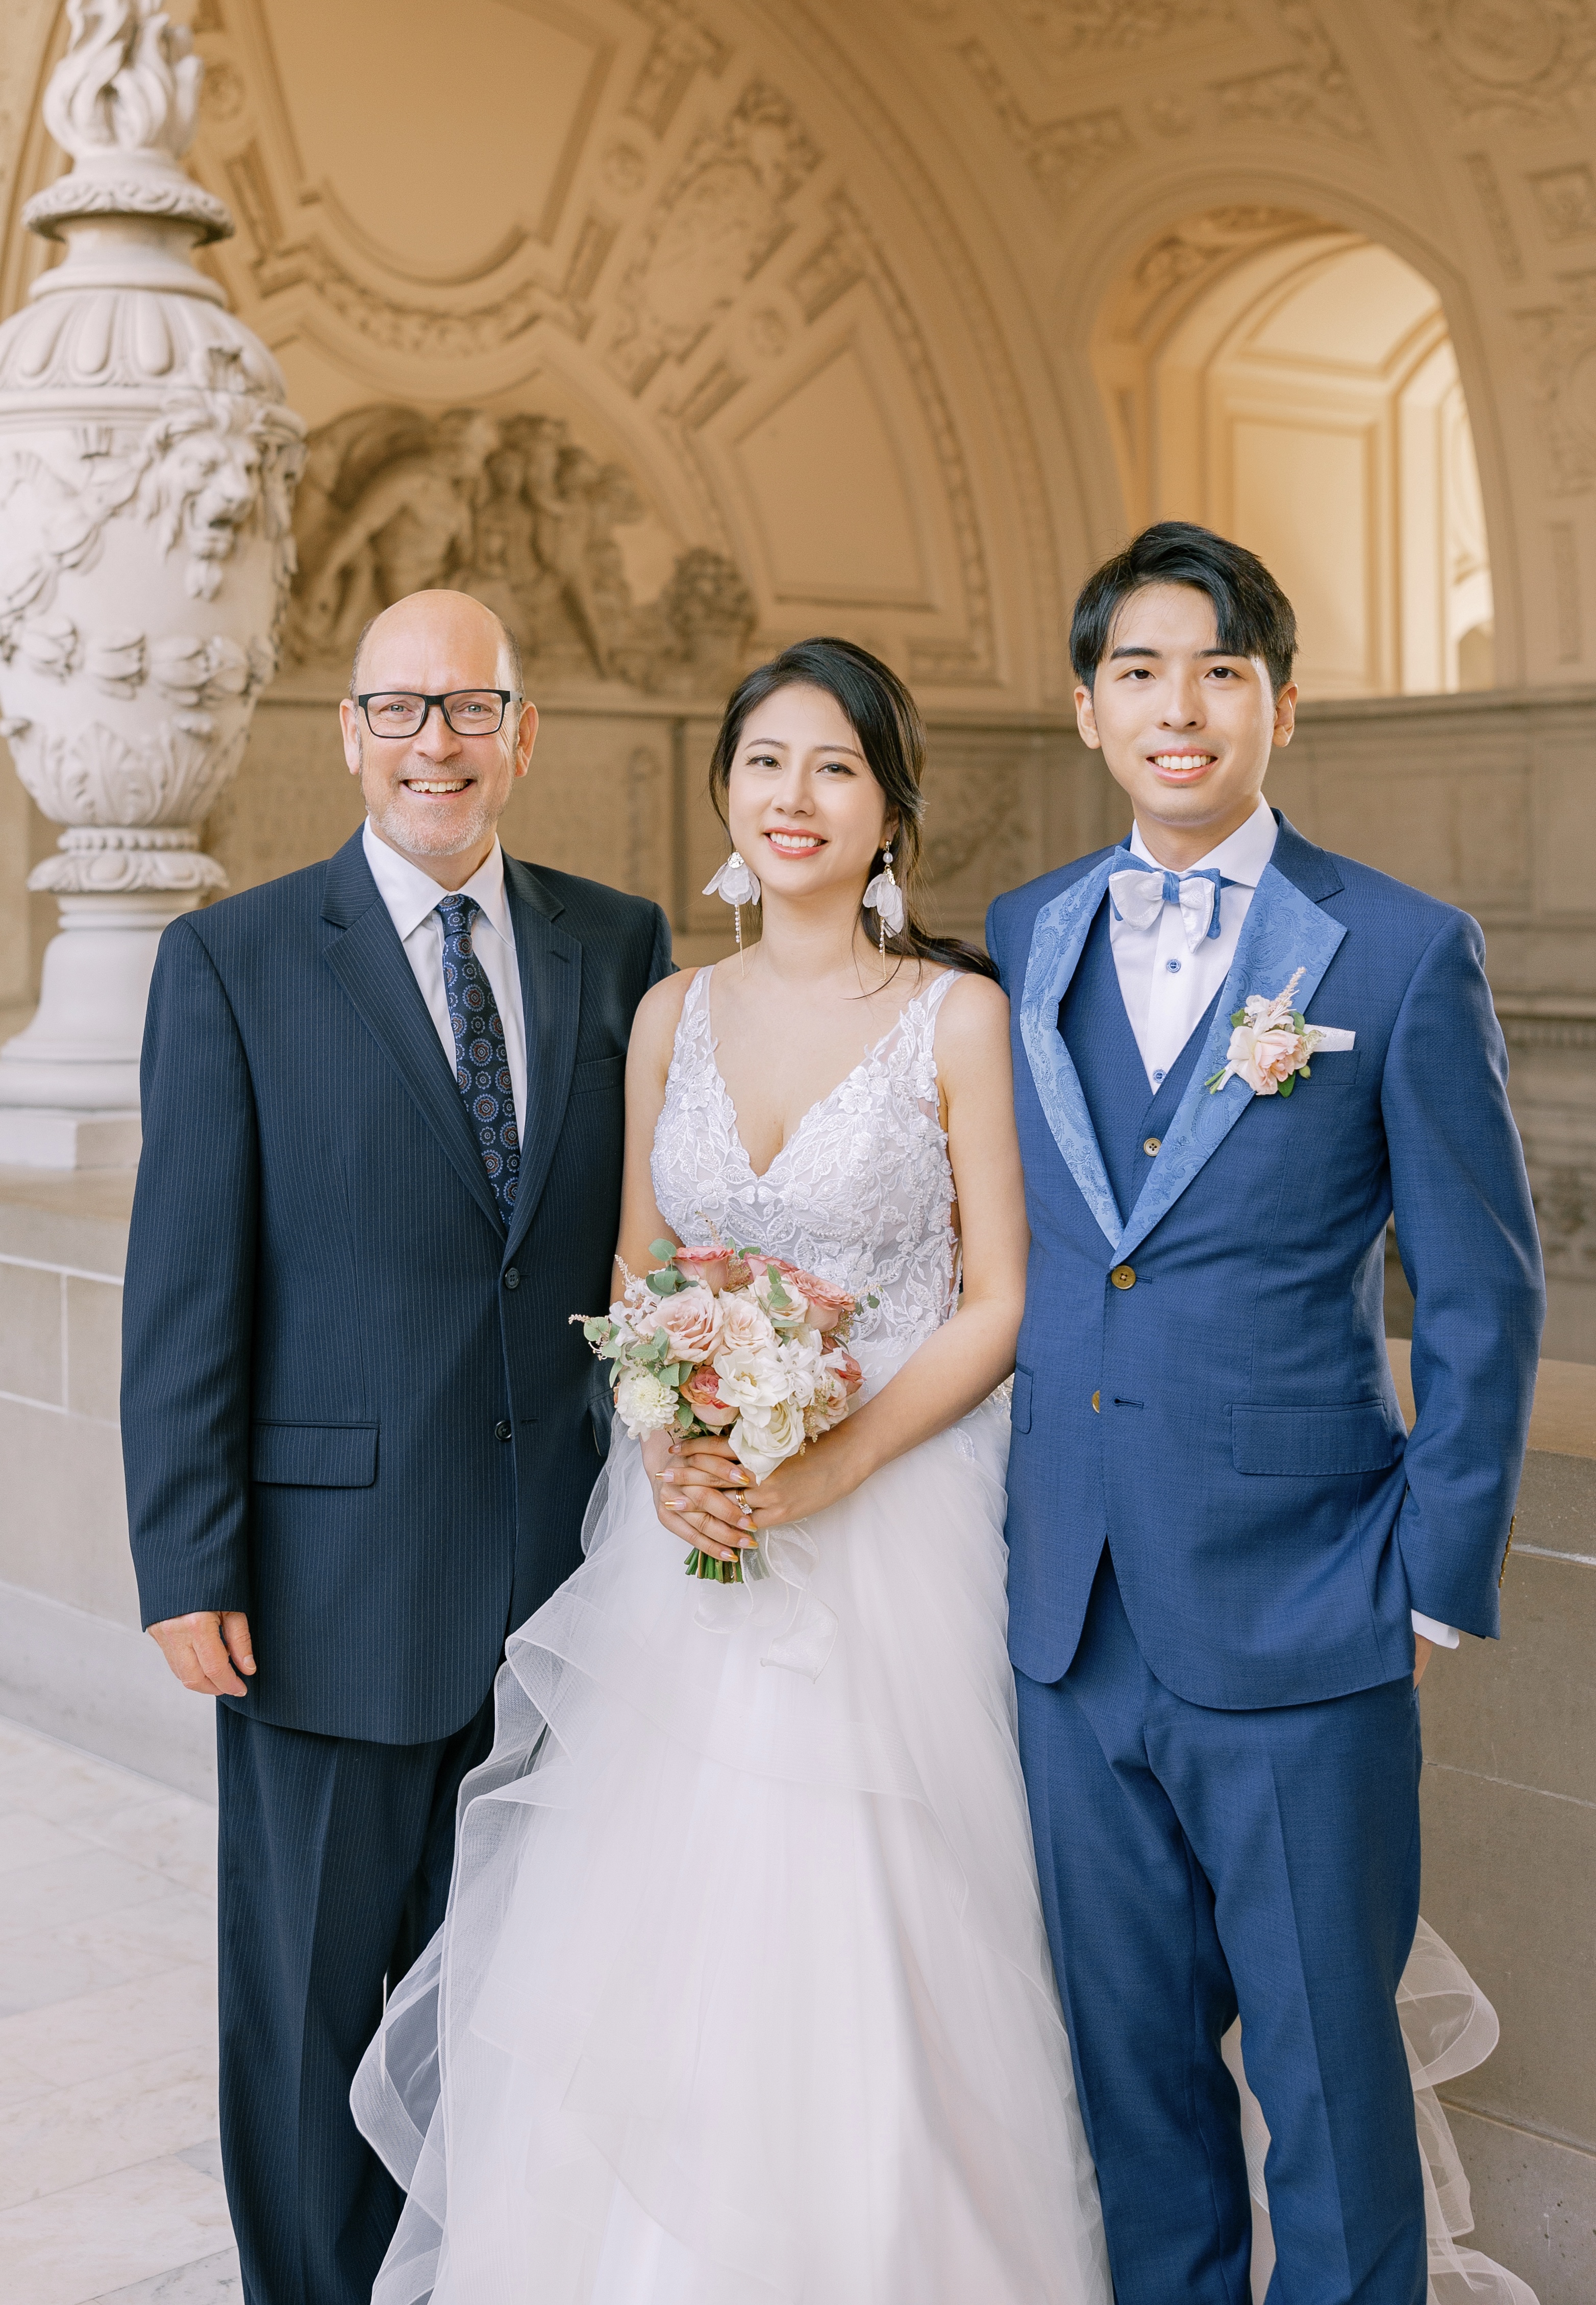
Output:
top-left (1461, 153), bottom-right (1524, 283)
top-left (1550, 521), bottom-right (1584, 661)
top-left (608, 81), bottom-right (821, 394)
top-left (23, 167), bottom-right (232, 241)
top-left (1398, 0), bottom-right (1596, 129)
top-left (996, 0), bottom-right (1240, 60)
top-left (787, 192), bottom-right (995, 682)
top-left (615, 0), bottom-right (730, 138)
top-left (957, 42), bottom-right (1134, 216)
top-left (1530, 165), bottom-right (1596, 246)
top-left (1515, 272), bottom-right (1596, 493)
top-left (1212, 1), bottom-right (1372, 145)
top-left (1101, 205), bottom-right (1319, 344)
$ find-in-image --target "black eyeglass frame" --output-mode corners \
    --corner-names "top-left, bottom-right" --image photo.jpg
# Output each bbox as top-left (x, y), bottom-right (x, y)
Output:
top-left (356, 689), bottom-right (518, 737)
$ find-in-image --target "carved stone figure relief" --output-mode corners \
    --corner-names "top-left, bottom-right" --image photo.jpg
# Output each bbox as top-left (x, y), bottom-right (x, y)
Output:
top-left (1530, 166), bottom-right (1596, 246)
top-left (287, 404), bottom-right (755, 697)
top-left (608, 82), bottom-right (821, 393)
top-left (1213, 1), bottom-right (1371, 143)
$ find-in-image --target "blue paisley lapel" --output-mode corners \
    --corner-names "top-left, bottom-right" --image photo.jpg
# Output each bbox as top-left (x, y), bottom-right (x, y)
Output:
top-left (1113, 859), bottom-right (1347, 1263)
top-left (1018, 857), bottom-right (1122, 1249)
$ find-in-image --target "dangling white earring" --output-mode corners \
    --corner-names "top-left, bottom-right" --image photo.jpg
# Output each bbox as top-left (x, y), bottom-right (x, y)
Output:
top-left (863, 846), bottom-right (905, 961)
top-left (703, 851), bottom-right (761, 964)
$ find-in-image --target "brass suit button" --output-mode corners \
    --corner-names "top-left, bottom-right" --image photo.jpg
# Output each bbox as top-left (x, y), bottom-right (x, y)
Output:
top-left (1143, 1136), bottom-right (1161, 1155)
top-left (1110, 1266), bottom-right (1136, 1291)
top-left (1091, 1390), bottom-right (1101, 1413)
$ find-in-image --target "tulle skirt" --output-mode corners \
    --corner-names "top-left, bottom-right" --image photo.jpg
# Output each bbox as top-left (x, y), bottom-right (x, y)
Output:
top-left (353, 1397), bottom-right (1113, 2304)
top-left (353, 1402), bottom-right (1536, 2305)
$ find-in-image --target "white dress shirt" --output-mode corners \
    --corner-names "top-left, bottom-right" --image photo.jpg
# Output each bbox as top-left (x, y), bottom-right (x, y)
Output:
top-left (1104, 799), bottom-right (1458, 1653)
top-left (361, 821), bottom-right (529, 1127)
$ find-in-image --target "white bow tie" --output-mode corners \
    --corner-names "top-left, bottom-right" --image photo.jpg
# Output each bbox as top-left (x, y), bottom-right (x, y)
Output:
top-left (1108, 863), bottom-right (1226, 953)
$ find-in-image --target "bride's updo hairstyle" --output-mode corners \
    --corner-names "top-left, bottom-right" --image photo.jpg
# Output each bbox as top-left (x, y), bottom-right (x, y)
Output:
top-left (708, 636), bottom-right (1000, 983)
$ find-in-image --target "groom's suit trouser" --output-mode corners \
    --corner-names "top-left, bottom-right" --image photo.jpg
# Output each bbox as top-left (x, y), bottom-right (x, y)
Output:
top-left (1017, 1551), bottom-right (1426, 2305)
top-left (215, 1695), bottom-right (496, 2305)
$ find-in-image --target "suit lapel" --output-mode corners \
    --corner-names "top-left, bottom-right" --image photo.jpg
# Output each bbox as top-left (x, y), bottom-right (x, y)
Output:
top-left (320, 834), bottom-right (504, 1235)
top-left (503, 857), bottom-right (582, 1260)
top-left (1018, 855), bottom-right (1124, 1248)
top-left (1111, 843), bottom-right (1347, 1263)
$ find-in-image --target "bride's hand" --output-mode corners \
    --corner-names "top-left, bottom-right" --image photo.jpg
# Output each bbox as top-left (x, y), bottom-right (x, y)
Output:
top-left (642, 1429), bottom-right (755, 1564)
top-left (739, 1426), bottom-right (866, 1532)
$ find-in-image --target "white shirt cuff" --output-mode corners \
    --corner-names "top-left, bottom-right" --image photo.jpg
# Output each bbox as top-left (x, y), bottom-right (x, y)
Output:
top-left (1411, 1610), bottom-right (1460, 1650)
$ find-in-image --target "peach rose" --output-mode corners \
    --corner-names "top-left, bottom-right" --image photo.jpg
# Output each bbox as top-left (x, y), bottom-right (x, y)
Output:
top-left (1229, 1023), bottom-right (1310, 1096)
top-left (781, 1265), bottom-right (855, 1333)
top-left (684, 1364), bottom-right (737, 1429)
top-left (716, 1293), bottom-right (777, 1353)
top-left (654, 1284), bottom-right (724, 1365)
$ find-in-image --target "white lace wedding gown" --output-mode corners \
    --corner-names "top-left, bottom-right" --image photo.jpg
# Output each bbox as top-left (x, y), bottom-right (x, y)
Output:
top-left (353, 966), bottom-right (1533, 2305)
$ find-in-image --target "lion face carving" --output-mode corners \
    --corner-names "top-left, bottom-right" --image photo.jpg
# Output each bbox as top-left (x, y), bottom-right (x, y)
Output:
top-left (135, 395), bottom-right (265, 600)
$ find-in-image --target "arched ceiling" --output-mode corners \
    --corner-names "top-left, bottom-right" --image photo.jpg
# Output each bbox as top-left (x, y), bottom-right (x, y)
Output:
top-left (1, 0), bottom-right (1591, 700)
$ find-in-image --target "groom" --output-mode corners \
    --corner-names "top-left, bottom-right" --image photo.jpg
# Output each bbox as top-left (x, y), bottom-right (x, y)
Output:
top-left (123, 589), bottom-right (671, 2305)
top-left (989, 523), bottom-right (1543, 2303)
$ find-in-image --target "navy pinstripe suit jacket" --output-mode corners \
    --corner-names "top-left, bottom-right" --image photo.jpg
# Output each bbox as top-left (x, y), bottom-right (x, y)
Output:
top-left (122, 828), bottom-right (671, 1744)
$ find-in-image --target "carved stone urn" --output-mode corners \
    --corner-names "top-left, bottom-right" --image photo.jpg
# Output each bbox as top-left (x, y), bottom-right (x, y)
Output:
top-left (0, 0), bottom-right (304, 1160)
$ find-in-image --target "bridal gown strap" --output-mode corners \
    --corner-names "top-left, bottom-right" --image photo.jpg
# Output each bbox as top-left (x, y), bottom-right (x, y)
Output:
top-left (352, 959), bottom-right (1534, 2305)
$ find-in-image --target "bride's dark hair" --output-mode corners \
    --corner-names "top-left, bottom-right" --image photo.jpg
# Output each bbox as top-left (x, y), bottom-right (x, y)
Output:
top-left (707, 637), bottom-right (1000, 983)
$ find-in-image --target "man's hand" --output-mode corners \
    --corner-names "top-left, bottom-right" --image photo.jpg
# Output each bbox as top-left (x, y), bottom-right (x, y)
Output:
top-left (1413, 1634), bottom-right (1433, 1688)
top-left (148, 1611), bottom-right (256, 1697)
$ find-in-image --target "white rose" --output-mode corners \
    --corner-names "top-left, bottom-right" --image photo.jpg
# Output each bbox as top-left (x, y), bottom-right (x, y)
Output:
top-left (716, 1293), bottom-right (777, 1352)
top-left (714, 1340), bottom-right (788, 1410)
top-left (732, 1398), bottom-right (808, 1480)
top-left (778, 1330), bottom-right (824, 1407)
top-left (804, 1365), bottom-right (850, 1436)
top-left (613, 1364), bottom-right (678, 1437)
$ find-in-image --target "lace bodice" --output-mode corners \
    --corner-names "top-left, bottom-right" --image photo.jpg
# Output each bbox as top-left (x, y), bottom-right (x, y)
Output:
top-left (651, 966), bottom-right (961, 1387)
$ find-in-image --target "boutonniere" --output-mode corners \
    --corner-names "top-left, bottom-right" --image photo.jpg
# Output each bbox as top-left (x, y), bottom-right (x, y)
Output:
top-left (1206, 966), bottom-right (1355, 1098)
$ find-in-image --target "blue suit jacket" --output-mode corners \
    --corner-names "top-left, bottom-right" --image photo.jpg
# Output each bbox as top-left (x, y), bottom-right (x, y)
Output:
top-left (987, 814), bottom-right (1545, 1709)
top-left (122, 830), bottom-right (671, 1744)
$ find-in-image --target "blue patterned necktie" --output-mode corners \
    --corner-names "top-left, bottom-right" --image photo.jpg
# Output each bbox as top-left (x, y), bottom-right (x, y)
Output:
top-left (435, 894), bottom-right (520, 1224)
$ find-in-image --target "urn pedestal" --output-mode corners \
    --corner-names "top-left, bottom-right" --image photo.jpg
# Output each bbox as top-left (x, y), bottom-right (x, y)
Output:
top-left (0, 5), bottom-right (304, 1167)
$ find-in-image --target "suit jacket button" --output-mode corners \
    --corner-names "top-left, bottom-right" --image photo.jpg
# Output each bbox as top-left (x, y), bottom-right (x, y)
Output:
top-left (494, 1419), bottom-right (513, 1442)
top-left (1143, 1136), bottom-right (1161, 1155)
top-left (503, 1266), bottom-right (520, 1289)
top-left (1110, 1265), bottom-right (1136, 1291)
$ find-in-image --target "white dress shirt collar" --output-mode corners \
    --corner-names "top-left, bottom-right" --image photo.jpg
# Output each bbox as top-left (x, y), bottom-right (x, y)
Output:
top-left (1127, 795), bottom-right (1278, 889)
top-left (361, 821), bottom-right (514, 949)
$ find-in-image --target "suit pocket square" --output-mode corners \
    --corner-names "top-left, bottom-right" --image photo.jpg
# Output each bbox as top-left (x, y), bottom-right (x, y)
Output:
top-left (251, 1422), bottom-right (379, 1488)
top-left (1230, 1401), bottom-right (1404, 1477)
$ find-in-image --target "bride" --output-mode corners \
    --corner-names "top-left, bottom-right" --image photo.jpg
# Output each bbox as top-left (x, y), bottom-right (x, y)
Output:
top-left (354, 638), bottom-right (1533, 2305)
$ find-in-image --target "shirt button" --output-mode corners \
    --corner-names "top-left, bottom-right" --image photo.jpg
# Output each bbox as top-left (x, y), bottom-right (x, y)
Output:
top-left (1165, 958), bottom-right (1182, 973)
top-left (494, 1419), bottom-right (513, 1442)
top-left (503, 1266), bottom-right (520, 1290)
top-left (1143, 1136), bottom-right (1161, 1155)
top-left (1110, 1266), bottom-right (1137, 1291)
top-left (1152, 1069), bottom-right (1165, 1084)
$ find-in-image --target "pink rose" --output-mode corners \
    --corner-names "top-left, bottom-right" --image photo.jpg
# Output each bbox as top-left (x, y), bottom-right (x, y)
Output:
top-left (673, 1246), bottom-right (734, 1295)
top-left (1231, 1024), bottom-right (1309, 1096)
top-left (781, 1266), bottom-right (855, 1333)
top-left (684, 1364), bottom-right (737, 1429)
top-left (717, 1293), bottom-right (776, 1352)
top-left (655, 1284), bottom-right (724, 1364)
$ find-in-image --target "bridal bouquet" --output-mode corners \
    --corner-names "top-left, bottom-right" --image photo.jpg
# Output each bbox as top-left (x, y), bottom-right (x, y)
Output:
top-left (573, 1240), bottom-right (866, 1584)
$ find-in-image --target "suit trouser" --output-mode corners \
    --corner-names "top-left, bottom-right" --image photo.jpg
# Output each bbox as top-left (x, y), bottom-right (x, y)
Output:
top-left (1016, 1552), bottom-right (1426, 2305)
top-left (216, 1695), bottom-right (496, 2305)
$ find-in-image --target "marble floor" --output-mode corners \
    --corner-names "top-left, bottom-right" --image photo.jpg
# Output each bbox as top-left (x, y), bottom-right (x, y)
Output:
top-left (0, 1715), bottom-right (239, 2304)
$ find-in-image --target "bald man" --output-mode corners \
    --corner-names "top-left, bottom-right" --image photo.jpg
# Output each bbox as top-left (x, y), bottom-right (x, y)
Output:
top-left (122, 592), bottom-right (672, 2305)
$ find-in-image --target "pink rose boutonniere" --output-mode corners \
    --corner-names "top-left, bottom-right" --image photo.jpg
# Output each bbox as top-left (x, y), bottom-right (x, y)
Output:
top-left (1207, 966), bottom-right (1354, 1099)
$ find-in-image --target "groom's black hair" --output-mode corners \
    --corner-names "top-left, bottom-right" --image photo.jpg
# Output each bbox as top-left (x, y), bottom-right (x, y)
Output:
top-left (1070, 522), bottom-right (1298, 696)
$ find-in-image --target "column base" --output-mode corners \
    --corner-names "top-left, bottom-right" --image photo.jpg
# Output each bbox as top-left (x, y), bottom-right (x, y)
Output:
top-left (0, 1106), bottom-right (141, 1169)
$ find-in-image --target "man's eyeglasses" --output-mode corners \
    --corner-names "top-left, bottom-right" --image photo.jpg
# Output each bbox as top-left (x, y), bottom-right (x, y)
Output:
top-left (356, 690), bottom-right (516, 738)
